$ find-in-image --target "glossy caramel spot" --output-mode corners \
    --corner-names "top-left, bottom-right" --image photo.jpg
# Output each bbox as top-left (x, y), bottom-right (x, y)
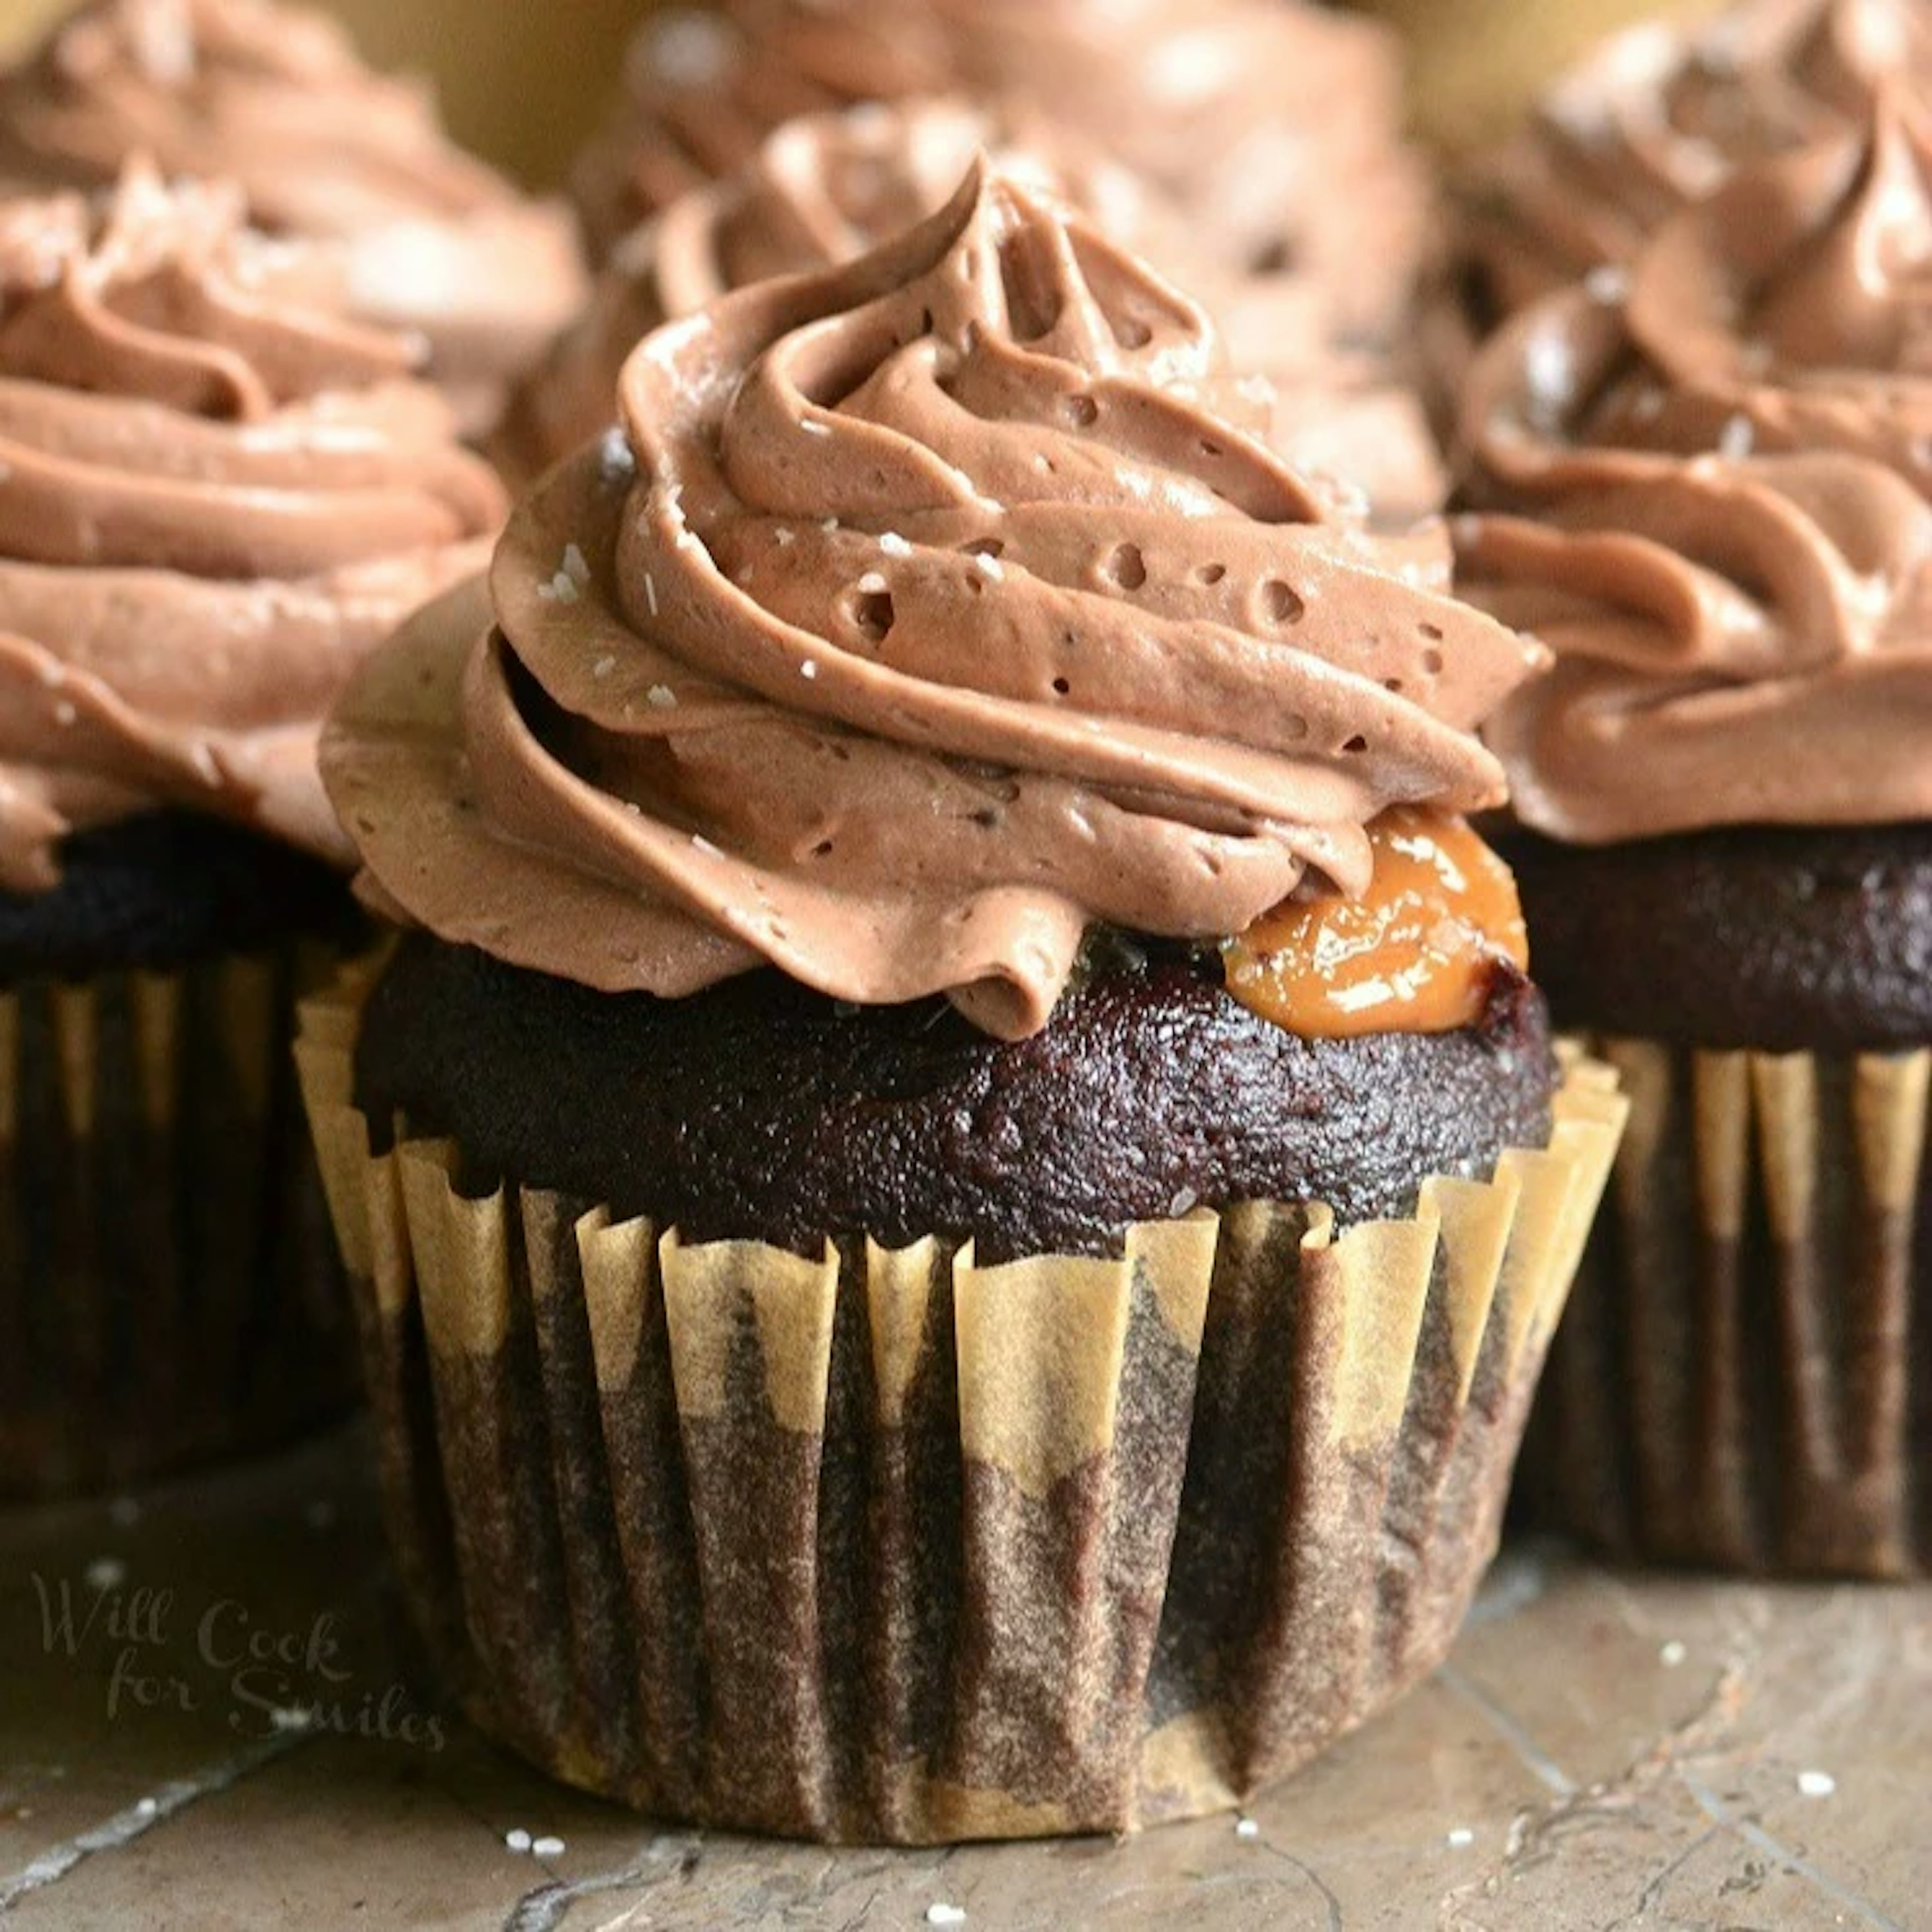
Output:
top-left (1223, 810), bottom-right (1528, 1038)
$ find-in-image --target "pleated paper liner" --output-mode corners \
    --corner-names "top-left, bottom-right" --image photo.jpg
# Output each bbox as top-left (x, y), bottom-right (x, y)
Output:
top-left (296, 967), bottom-right (1625, 1843)
top-left (0, 941), bottom-right (361, 1498)
top-left (1520, 1038), bottom-right (1932, 1578)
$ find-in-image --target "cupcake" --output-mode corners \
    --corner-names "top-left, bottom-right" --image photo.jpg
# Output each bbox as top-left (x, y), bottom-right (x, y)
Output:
top-left (507, 98), bottom-right (1445, 523)
top-left (572, 0), bottom-right (1431, 369)
top-left (0, 165), bottom-right (504, 1495)
top-left (298, 165), bottom-right (1623, 1840)
top-left (1455, 95), bottom-right (1932, 1575)
top-left (1454, 0), bottom-right (1928, 327)
top-left (0, 0), bottom-right (589, 437)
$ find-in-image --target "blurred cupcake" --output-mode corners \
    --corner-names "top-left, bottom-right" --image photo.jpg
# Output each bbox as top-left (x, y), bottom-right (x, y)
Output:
top-left (0, 165), bottom-right (504, 1495)
top-left (1454, 0), bottom-right (1928, 328)
top-left (572, 0), bottom-right (1431, 366)
top-left (509, 97), bottom-right (1444, 522)
top-left (1456, 95), bottom-right (1932, 1575)
top-left (298, 166), bottom-right (1622, 1840)
top-left (0, 0), bottom-right (589, 436)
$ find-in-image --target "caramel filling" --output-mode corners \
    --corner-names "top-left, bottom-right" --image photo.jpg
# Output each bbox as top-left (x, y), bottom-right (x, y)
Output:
top-left (1223, 809), bottom-right (1528, 1038)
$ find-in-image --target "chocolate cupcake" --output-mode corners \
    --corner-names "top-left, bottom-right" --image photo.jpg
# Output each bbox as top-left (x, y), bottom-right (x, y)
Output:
top-left (298, 167), bottom-right (1623, 1841)
top-left (0, 168), bottom-right (504, 1495)
top-left (0, 0), bottom-right (589, 437)
top-left (571, 0), bottom-right (1431, 380)
top-left (1456, 96), bottom-right (1932, 1575)
top-left (508, 98), bottom-right (1445, 524)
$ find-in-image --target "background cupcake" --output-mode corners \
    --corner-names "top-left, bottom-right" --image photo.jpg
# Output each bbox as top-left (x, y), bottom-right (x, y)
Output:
top-left (1456, 95), bottom-right (1932, 1575)
top-left (504, 97), bottom-right (1446, 523)
top-left (571, 0), bottom-right (1431, 388)
top-left (0, 164), bottom-right (504, 1494)
top-left (1453, 0), bottom-right (1928, 326)
top-left (300, 166), bottom-right (1622, 1840)
top-left (0, 0), bottom-right (590, 436)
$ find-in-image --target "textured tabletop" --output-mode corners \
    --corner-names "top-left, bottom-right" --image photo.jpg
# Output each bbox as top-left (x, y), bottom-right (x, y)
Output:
top-left (1, 1425), bottom-right (1925, 1931)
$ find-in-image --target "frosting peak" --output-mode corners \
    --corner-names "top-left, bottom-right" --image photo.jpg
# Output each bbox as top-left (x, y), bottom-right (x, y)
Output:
top-left (330, 168), bottom-right (1539, 1038)
top-left (0, 166), bottom-right (505, 892)
top-left (1459, 100), bottom-right (1932, 845)
top-left (507, 99), bottom-right (1446, 522)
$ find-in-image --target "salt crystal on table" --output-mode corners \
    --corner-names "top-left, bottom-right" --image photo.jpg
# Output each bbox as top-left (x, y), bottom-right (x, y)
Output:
top-left (1797, 1770), bottom-right (1836, 1799)
top-left (532, 1835), bottom-right (566, 1858)
top-left (505, 1829), bottom-right (532, 1854)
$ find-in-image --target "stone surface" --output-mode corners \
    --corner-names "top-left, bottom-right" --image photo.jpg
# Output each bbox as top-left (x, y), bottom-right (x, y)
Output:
top-left (0, 1424), bottom-right (1925, 1930)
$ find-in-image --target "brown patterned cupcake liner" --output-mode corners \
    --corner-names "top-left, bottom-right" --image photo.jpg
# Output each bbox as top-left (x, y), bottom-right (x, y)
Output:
top-left (297, 968), bottom-right (1625, 1842)
top-left (1521, 1038), bottom-right (1932, 1578)
top-left (0, 943), bottom-right (360, 1498)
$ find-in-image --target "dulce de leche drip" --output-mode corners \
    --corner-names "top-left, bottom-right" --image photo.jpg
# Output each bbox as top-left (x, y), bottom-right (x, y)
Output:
top-left (1223, 811), bottom-right (1528, 1038)
top-left (327, 168), bottom-right (1542, 1042)
top-left (0, 165), bottom-right (503, 894)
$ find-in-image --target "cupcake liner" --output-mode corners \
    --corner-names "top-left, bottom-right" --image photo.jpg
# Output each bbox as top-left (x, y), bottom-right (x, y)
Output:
top-left (0, 942), bottom-right (360, 1497)
top-left (297, 968), bottom-right (1624, 1842)
top-left (1521, 1036), bottom-right (1932, 1578)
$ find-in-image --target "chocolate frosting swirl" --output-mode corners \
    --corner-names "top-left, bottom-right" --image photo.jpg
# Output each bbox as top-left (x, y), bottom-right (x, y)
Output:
top-left (512, 101), bottom-right (1444, 521)
top-left (1459, 0), bottom-right (1931, 320)
top-left (329, 169), bottom-right (1538, 1039)
top-left (1458, 96), bottom-right (1932, 845)
top-left (0, 0), bottom-right (587, 433)
top-left (0, 166), bottom-right (505, 893)
top-left (571, 0), bottom-right (1429, 354)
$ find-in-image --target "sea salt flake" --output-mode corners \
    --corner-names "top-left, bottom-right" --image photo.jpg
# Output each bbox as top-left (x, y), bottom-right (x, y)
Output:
top-left (974, 552), bottom-right (1004, 582)
top-left (561, 544), bottom-right (591, 585)
top-left (532, 1836), bottom-right (566, 1859)
top-left (505, 1829), bottom-right (533, 1855)
top-left (546, 572), bottom-right (580, 604)
top-left (1659, 1640), bottom-right (1687, 1667)
top-left (857, 571), bottom-right (889, 595)
top-left (134, 1797), bottom-right (159, 1818)
top-left (1447, 1826), bottom-right (1476, 1848)
top-left (878, 531), bottom-right (913, 558)
top-left (800, 660), bottom-right (819, 680)
top-left (926, 1909), bottom-right (968, 1928)
top-left (799, 417), bottom-right (833, 438)
top-left (645, 10), bottom-right (734, 88)
top-left (647, 684), bottom-right (678, 710)
top-left (774, 527), bottom-right (795, 547)
top-left (593, 656), bottom-right (617, 679)
top-left (644, 573), bottom-right (660, 617)
top-left (1797, 1770), bottom-right (1836, 1799)
top-left (1234, 1817), bottom-right (1260, 1840)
